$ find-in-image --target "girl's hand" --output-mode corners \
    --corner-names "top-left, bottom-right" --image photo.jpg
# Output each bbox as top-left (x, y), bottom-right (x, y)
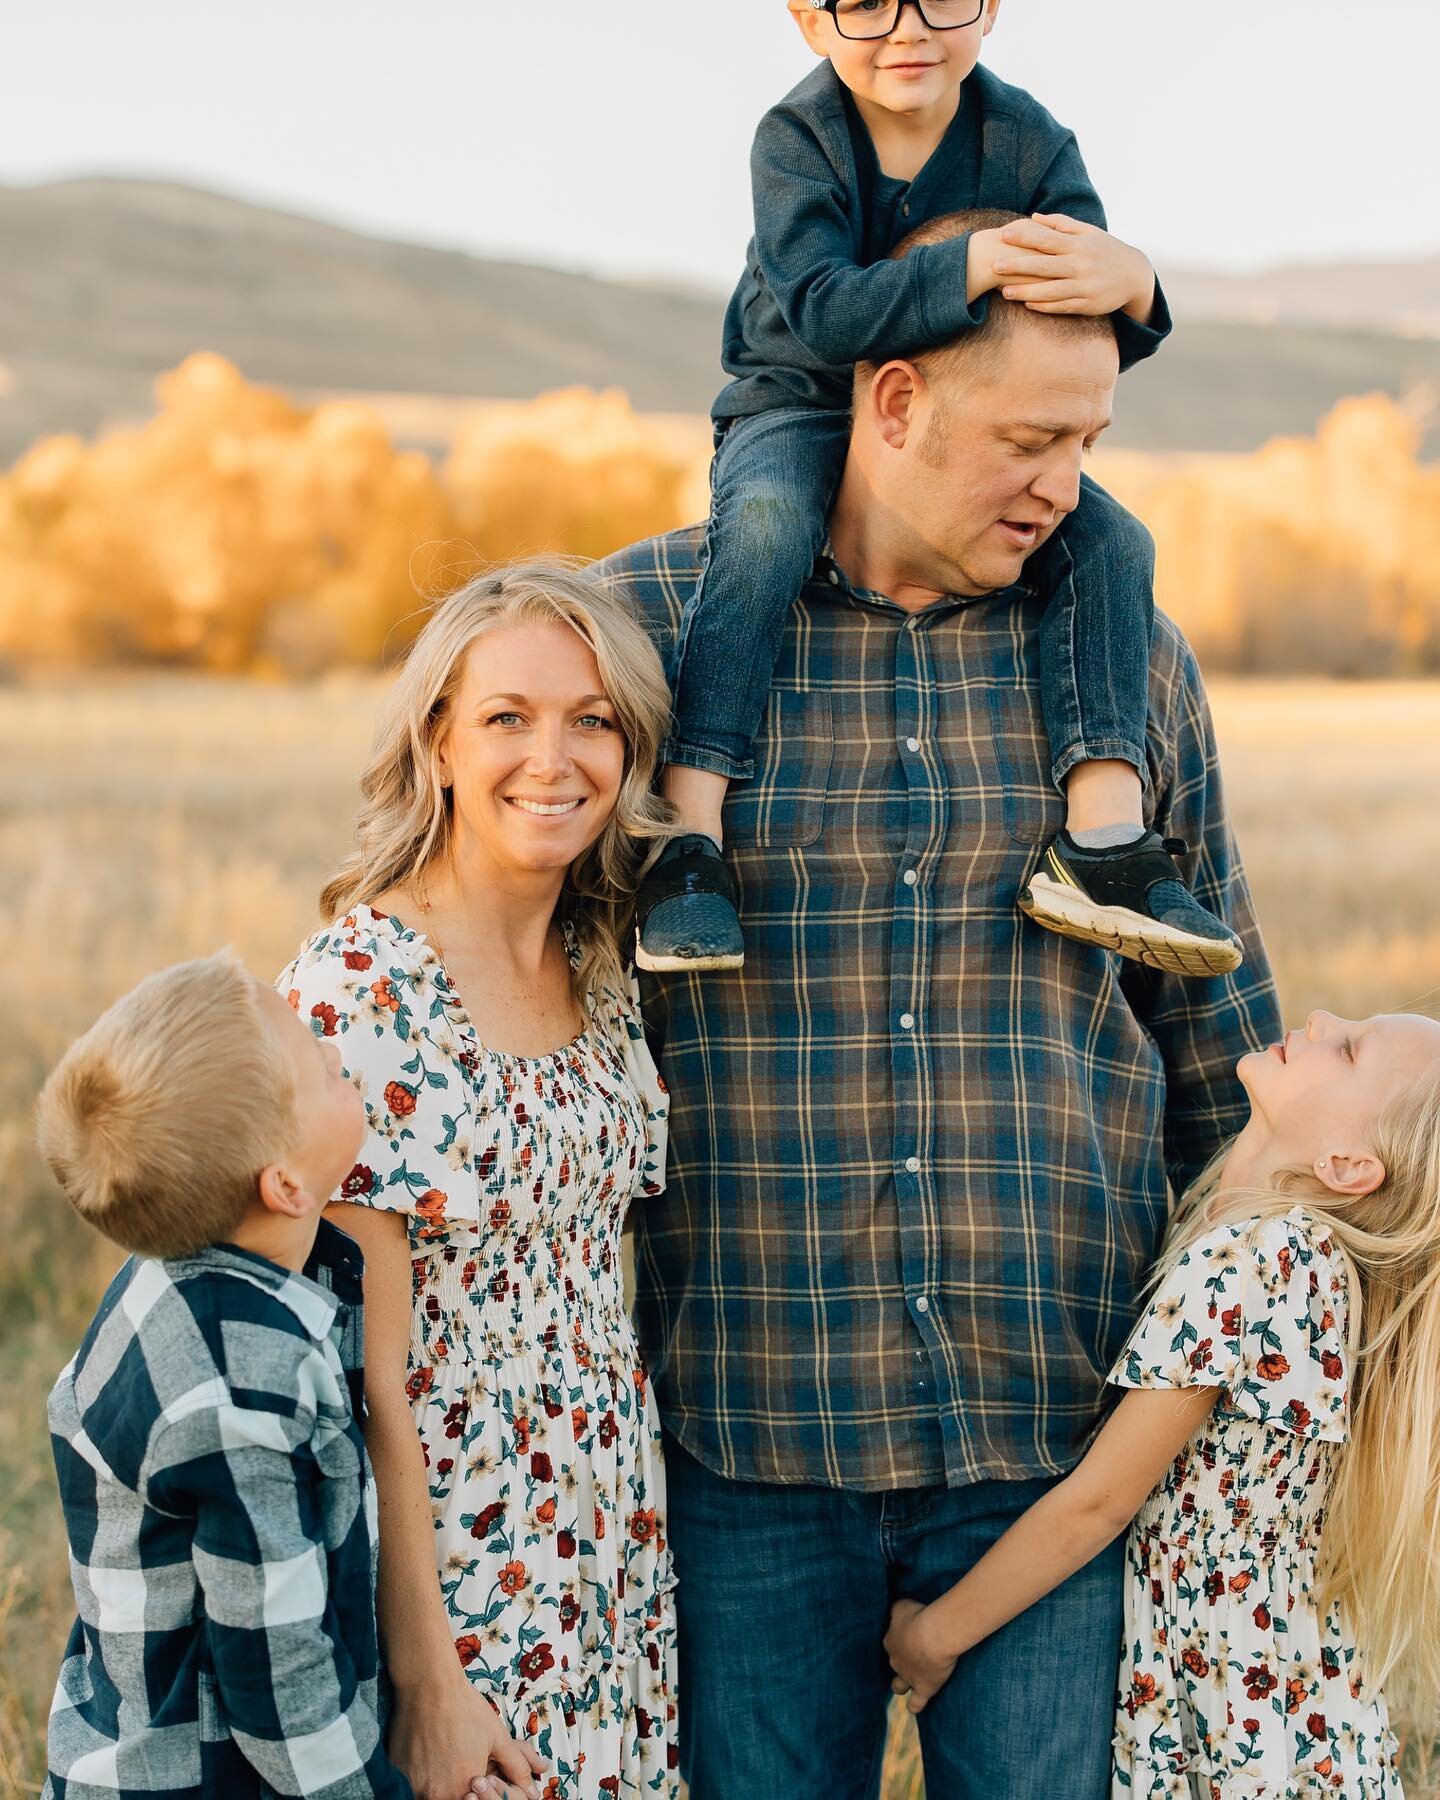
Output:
top-left (390, 1676), bottom-right (547, 1800)
top-left (993, 214), bottom-right (1157, 324)
top-left (884, 1597), bottom-right (959, 1715)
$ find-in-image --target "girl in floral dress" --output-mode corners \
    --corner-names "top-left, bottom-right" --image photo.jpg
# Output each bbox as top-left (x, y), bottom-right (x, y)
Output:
top-left (281, 561), bottom-right (679, 1800)
top-left (884, 1007), bottom-right (1440, 1798)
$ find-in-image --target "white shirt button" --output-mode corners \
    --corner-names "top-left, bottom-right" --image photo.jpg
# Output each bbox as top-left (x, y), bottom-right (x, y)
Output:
top-left (905, 1156), bottom-right (921, 1174)
top-left (828, 567), bottom-right (840, 585)
top-left (900, 1012), bottom-right (915, 1031)
top-left (902, 869), bottom-right (918, 887)
top-left (914, 1294), bottom-right (930, 1313)
top-left (905, 736), bottom-right (920, 752)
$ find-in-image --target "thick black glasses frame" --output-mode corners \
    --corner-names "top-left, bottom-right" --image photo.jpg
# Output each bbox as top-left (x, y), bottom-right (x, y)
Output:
top-left (810, 0), bottom-right (986, 41)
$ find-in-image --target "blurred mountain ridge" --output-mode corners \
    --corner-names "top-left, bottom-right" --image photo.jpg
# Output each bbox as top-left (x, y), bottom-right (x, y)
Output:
top-left (2, 175), bottom-right (1438, 463)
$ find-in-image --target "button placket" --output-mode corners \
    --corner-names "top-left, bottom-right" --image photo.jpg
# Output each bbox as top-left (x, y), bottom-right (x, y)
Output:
top-left (890, 610), bottom-right (946, 1424)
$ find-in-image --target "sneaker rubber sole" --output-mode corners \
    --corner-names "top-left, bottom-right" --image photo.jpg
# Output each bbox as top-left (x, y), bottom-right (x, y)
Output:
top-left (1019, 871), bottom-right (1244, 977)
top-left (634, 941), bottom-right (745, 974)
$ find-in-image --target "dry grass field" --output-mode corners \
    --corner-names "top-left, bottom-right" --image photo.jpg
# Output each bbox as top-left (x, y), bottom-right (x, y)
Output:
top-left (2, 673), bottom-right (1438, 1796)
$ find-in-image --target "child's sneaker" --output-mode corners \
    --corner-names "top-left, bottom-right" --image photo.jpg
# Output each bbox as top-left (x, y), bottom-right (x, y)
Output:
top-left (1020, 830), bottom-right (1244, 977)
top-left (635, 834), bottom-right (745, 973)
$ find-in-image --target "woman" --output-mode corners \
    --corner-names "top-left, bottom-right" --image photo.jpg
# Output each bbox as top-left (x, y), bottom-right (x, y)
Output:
top-left (281, 560), bottom-right (677, 1800)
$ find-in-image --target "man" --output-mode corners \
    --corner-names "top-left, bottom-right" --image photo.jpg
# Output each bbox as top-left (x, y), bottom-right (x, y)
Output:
top-left (599, 210), bottom-right (1281, 1800)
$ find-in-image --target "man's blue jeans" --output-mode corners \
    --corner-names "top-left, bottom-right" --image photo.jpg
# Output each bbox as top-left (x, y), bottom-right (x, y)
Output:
top-left (665, 1434), bottom-right (1124, 1799)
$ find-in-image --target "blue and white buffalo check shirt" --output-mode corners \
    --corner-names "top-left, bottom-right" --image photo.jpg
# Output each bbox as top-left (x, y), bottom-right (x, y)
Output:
top-left (45, 1221), bottom-right (410, 1799)
top-left (600, 528), bottom-right (1283, 1494)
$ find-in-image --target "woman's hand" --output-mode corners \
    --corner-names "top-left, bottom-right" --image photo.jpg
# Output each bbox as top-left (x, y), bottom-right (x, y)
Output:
top-left (884, 1597), bottom-right (959, 1715)
top-left (389, 1675), bottom-right (547, 1800)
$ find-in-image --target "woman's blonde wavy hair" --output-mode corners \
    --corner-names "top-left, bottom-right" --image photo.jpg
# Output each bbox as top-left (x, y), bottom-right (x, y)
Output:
top-left (1160, 1050), bottom-right (1440, 1735)
top-left (319, 557), bottom-right (675, 1001)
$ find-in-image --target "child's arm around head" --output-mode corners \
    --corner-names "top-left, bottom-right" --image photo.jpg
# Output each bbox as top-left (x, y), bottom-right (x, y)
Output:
top-left (748, 100), bottom-right (988, 367)
top-left (746, 62), bottom-right (1167, 373)
top-left (884, 1383), bottom-right (1219, 1711)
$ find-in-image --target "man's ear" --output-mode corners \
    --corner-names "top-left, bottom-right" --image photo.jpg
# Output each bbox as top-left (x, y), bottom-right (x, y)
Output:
top-left (870, 360), bottom-right (923, 450)
top-left (257, 1162), bottom-right (316, 1220)
top-left (789, 1), bottom-right (832, 58)
top-left (1314, 1149), bottom-right (1386, 1199)
top-left (983, 0), bottom-right (1002, 38)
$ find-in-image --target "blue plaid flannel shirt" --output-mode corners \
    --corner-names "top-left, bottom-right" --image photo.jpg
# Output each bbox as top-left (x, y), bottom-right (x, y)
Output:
top-left (599, 528), bottom-right (1283, 1493)
top-left (44, 1221), bottom-right (410, 1799)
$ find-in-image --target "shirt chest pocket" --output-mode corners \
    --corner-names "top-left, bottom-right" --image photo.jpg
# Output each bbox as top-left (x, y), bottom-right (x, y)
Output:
top-left (984, 684), bottom-right (1066, 846)
top-left (723, 689), bottom-right (833, 850)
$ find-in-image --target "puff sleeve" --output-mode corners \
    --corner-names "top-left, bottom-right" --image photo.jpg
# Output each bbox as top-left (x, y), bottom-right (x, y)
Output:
top-left (278, 910), bottom-right (475, 1241)
top-left (1108, 1210), bottom-right (1350, 1442)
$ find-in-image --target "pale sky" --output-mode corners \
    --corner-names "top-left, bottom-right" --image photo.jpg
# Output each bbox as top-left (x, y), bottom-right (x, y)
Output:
top-left (3, 0), bottom-right (1437, 291)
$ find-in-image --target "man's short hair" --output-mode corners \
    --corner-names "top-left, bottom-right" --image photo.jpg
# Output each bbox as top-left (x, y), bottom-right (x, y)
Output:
top-left (36, 951), bottom-right (300, 1259)
top-left (854, 208), bottom-right (1119, 403)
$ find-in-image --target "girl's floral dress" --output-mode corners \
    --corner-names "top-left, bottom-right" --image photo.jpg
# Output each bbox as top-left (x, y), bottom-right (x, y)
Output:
top-left (1108, 1207), bottom-right (1401, 1799)
top-left (281, 908), bottom-right (678, 1800)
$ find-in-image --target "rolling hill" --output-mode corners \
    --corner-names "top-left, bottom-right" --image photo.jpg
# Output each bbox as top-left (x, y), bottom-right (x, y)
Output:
top-left (2, 176), bottom-right (1437, 464)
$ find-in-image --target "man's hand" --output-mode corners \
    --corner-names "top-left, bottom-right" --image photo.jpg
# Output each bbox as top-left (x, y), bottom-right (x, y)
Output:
top-left (992, 214), bottom-right (1157, 324)
top-left (884, 1597), bottom-right (959, 1715)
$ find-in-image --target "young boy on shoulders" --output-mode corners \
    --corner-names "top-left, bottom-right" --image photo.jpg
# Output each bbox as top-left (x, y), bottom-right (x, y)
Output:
top-left (636, 0), bottom-right (1244, 984)
top-left (35, 952), bottom-right (542, 1800)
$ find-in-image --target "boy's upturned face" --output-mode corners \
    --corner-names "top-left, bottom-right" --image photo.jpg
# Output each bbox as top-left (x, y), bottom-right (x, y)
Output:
top-left (794, 1), bottom-right (1000, 119)
top-left (261, 982), bottom-right (366, 1206)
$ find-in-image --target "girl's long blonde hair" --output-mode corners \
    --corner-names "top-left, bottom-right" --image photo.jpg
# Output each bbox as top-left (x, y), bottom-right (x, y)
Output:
top-left (320, 557), bottom-right (675, 1001)
top-left (1160, 1056), bottom-right (1440, 1733)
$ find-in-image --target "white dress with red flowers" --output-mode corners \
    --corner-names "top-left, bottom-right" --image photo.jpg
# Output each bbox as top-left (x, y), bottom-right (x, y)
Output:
top-left (281, 909), bottom-right (677, 1799)
top-left (1107, 1208), bottom-right (1400, 1799)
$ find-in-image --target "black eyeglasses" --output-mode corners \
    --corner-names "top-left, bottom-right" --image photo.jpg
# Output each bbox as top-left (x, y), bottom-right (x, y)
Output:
top-left (810, 0), bottom-right (986, 41)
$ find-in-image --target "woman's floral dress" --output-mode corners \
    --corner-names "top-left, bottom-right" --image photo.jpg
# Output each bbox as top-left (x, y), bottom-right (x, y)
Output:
top-left (1108, 1207), bottom-right (1401, 1799)
top-left (281, 908), bottom-right (678, 1799)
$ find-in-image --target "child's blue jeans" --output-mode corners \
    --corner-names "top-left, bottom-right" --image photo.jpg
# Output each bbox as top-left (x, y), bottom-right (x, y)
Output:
top-left (671, 406), bottom-right (1154, 790)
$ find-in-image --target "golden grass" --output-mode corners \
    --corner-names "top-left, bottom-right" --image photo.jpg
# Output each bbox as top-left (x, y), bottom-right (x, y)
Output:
top-left (2, 673), bottom-right (1438, 1797)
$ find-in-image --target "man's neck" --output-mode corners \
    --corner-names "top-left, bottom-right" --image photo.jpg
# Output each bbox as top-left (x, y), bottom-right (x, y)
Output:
top-left (827, 463), bottom-right (984, 614)
top-left (851, 83), bottom-right (963, 183)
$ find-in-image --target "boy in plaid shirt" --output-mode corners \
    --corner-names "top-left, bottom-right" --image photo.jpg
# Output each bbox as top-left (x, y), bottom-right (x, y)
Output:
top-left (35, 953), bottom-right (535, 1798)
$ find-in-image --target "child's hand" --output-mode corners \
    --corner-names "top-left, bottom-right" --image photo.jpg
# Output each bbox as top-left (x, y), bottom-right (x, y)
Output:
top-left (993, 214), bottom-right (1157, 325)
top-left (884, 1597), bottom-right (959, 1715)
top-left (391, 1677), bottom-right (546, 1800)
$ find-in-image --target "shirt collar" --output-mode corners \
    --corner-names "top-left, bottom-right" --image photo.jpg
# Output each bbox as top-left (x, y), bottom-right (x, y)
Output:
top-left (164, 1217), bottom-right (364, 1341)
top-left (814, 542), bottom-right (1032, 621)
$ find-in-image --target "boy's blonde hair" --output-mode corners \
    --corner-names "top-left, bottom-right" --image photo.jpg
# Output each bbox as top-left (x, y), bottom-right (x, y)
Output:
top-left (35, 951), bottom-right (299, 1260)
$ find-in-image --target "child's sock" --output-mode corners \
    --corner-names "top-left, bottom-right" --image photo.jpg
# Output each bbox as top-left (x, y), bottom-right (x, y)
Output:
top-left (1062, 759), bottom-right (1144, 841)
top-left (1069, 823), bottom-right (1147, 852)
